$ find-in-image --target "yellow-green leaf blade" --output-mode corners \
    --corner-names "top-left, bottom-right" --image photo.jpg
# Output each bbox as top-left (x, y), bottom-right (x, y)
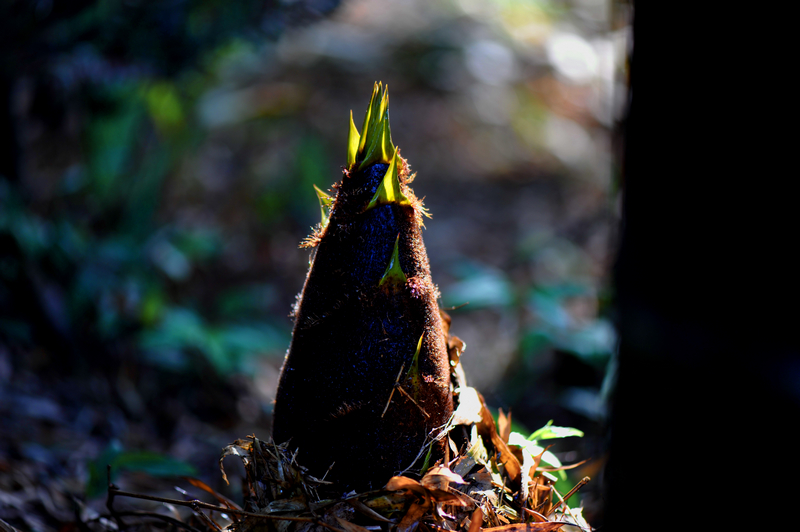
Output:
top-left (347, 110), bottom-right (360, 169)
top-left (313, 184), bottom-right (333, 227)
top-left (355, 82), bottom-right (395, 169)
top-left (405, 333), bottom-right (424, 400)
top-left (379, 234), bottom-right (407, 287)
top-left (366, 148), bottom-right (409, 210)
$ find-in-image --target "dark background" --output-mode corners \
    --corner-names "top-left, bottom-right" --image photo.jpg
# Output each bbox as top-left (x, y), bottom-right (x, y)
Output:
top-left (607, 4), bottom-right (799, 530)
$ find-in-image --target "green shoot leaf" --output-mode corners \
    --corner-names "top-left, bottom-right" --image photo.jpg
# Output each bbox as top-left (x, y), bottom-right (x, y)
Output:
top-left (379, 234), bottom-right (408, 287)
top-left (508, 432), bottom-right (568, 481)
top-left (527, 420), bottom-right (585, 441)
top-left (358, 82), bottom-right (380, 155)
top-left (420, 444), bottom-right (433, 475)
top-left (366, 148), bottom-right (410, 210)
top-left (313, 184), bottom-right (334, 228)
top-left (356, 82), bottom-right (395, 169)
top-left (405, 333), bottom-right (424, 399)
top-left (347, 110), bottom-right (360, 168)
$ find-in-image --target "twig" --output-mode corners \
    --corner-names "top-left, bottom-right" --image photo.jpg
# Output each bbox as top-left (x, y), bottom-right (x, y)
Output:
top-left (398, 418), bottom-right (454, 477)
top-left (109, 486), bottom-right (347, 532)
top-left (552, 490), bottom-right (581, 531)
top-left (547, 479), bottom-right (591, 532)
top-left (546, 476), bottom-right (590, 516)
top-left (105, 465), bottom-right (127, 530)
top-left (321, 461), bottom-right (336, 482)
top-left (395, 385), bottom-right (430, 418)
top-left (192, 502), bottom-right (223, 532)
top-left (111, 487), bottom-right (305, 521)
top-left (531, 477), bottom-right (550, 516)
top-left (382, 363), bottom-right (405, 417)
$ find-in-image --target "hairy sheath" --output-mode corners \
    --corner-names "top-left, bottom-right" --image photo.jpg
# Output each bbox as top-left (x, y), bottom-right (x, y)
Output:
top-left (272, 83), bottom-right (453, 490)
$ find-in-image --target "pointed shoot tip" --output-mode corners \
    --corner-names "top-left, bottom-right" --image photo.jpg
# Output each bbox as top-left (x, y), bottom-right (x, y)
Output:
top-left (379, 234), bottom-right (407, 287)
top-left (347, 110), bottom-right (360, 168)
top-left (354, 81), bottom-right (395, 169)
top-left (314, 184), bottom-right (333, 227)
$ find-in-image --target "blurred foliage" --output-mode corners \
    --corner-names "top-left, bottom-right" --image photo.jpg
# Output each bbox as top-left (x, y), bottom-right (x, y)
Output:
top-left (1, 0), bottom-right (340, 75)
top-left (1, 2), bottom-right (621, 524)
top-left (0, 0), bottom-right (338, 379)
top-left (443, 256), bottom-right (614, 363)
top-left (140, 307), bottom-right (286, 374)
top-left (1, 0), bottom-right (624, 418)
top-left (86, 441), bottom-right (198, 499)
top-left (0, 76), bottom-right (290, 374)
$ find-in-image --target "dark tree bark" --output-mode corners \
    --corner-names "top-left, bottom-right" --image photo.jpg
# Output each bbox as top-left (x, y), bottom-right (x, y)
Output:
top-left (606, 4), bottom-right (798, 529)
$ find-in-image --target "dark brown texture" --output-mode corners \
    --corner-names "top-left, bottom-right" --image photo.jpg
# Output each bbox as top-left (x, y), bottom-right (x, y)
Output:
top-left (273, 158), bottom-right (453, 491)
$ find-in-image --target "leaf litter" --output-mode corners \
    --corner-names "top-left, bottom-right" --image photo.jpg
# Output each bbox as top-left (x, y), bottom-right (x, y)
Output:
top-left (107, 377), bottom-right (592, 532)
top-left (207, 393), bottom-right (590, 532)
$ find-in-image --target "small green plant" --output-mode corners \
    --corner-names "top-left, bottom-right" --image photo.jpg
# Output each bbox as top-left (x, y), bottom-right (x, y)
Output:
top-left (87, 442), bottom-right (198, 498)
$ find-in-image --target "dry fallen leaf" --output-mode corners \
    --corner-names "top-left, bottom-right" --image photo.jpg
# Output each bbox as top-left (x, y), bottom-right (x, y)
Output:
top-left (347, 498), bottom-right (395, 523)
top-left (396, 499), bottom-right (431, 532)
top-left (452, 387), bottom-right (484, 426)
top-left (498, 409), bottom-right (511, 445)
top-left (421, 465), bottom-right (466, 490)
top-left (386, 476), bottom-right (431, 501)
top-left (475, 392), bottom-right (522, 491)
top-left (468, 507), bottom-right (483, 532)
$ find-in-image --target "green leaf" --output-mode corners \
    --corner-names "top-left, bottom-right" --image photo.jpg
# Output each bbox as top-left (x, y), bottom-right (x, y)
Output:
top-left (508, 432), bottom-right (568, 481)
top-left (358, 82), bottom-right (381, 155)
top-left (84, 88), bottom-right (144, 201)
top-left (314, 184), bottom-right (334, 228)
top-left (442, 262), bottom-right (514, 309)
top-left (420, 444), bottom-right (433, 475)
top-left (366, 148), bottom-right (410, 210)
top-left (379, 234), bottom-right (408, 287)
top-left (356, 82), bottom-right (395, 169)
top-left (140, 307), bottom-right (287, 374)
top-left (347, 110), bottom-right (360, 168)
top-left (528, 420), bottom-right (584, 441)
top-left (87, 444), bottom-right (198, 498)
top-left (113, 451), bottom-right (198, 477)
top-left (405, 333), bottom-right (424, 398)
top-left (144, 81), bottom-right (185, 132)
